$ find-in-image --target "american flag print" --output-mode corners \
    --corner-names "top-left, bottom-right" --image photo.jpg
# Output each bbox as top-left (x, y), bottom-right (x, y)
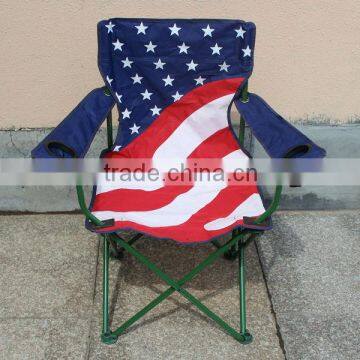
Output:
top-left (90, 19), bottom-right (266, 243)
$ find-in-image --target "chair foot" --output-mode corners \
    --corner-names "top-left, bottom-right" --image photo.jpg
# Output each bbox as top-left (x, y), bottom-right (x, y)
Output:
top-left (101, 332), bottom-right (118, 345)
top-left (238, 331), bottom-right (253, 344)
top-left (110, 249), bottom-right (124, 260)
top-left (224, 249), bottom-right (238, 261)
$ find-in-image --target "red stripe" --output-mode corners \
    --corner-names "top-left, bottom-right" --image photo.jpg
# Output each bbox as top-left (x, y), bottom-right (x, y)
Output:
top-left (186, 128), bottom-right (240, 171)
top-left (92, 183), bottom-right (193, 212)
top-left (188, 128), bottom-right (239, 159)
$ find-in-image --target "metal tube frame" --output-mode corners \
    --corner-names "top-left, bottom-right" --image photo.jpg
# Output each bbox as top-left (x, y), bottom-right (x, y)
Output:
top-left (75, 83), bottom-right (283, 345)
top-left (106, 112), bottom-right (113, 149)
top-left (100, 230), bottom-right (257, 344)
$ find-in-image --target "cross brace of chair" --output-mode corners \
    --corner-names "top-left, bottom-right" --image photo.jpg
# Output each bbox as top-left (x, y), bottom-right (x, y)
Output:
top-left (100, 230), bottom-right (255, 345)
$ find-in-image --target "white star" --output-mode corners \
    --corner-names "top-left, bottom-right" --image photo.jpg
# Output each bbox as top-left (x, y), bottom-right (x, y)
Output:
top-left (186, 60), bottom-right (198, 71)
top-left (162, 75), bottom-right (174, 86)
top-left (141, 89), bottom-right (153, 100)
top-left (202, 24), bottom-right (214, 37)
top-left (131, 73), bottom-right (143, 84)
top-left (112, 39), bottom-right (124, 51)
top-left (235, 26), bottom-right (246, 39)
top-left (145, 41), bottom-right (157, 53)
top-left (122, 57), bottom-right (133, 68)
top-left (178, 42), bottom-right (190, 54)
top-left (219, 61), bottom-right (230, 72)
top-left (169, 23), bottom-right (181, 36)
top-left (172, 91), bottom-right (183, 102)
top-left (150, 105), bottom-right (162, 116)
top-left (210, 43), bottom-right (222, 55)
top-left (115, 92), bottom-right (122, 103)
top-left (113, 145), bottom-right (122, 151)
top-left (194, 76), bottom-right (206, 85)
top-left (106, 75), bottom-right (113, 85)
top-left (105, 21), bottom-right (115, 34)
top-left (122, 108), bottom-right (131, 119)
top-left (129, 123), bottom-right (140, 134)
top-left (242, 45), bottom-right (252, 57)
top-left (153, 58), bottom-right (166, 69)
top-left (135, 22), bottom-right (148, 35)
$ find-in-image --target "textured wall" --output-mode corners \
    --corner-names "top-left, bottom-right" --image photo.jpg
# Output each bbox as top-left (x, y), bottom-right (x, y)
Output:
top-left (1, 0), bottom-right (360, 128)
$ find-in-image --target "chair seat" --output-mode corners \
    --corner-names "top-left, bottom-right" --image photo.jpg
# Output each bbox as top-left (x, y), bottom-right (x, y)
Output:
top-left (89, 127), bottom-right (267, 243)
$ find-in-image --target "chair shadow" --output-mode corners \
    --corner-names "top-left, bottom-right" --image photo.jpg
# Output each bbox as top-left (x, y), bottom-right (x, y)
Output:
top-left (107, 232), bottom-right (266, 333)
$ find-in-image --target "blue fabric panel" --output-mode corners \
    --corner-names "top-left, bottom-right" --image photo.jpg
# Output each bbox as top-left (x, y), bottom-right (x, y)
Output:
top-left (234, 93), bottom-right (326, 158)
top-left (31, 87), bottom-right (115, 158)
top-left (97, 18), bottom-right (256, 148)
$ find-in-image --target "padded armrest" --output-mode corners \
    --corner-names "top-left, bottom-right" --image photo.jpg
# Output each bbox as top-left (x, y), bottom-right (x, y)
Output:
top-left (234, 93), bottom-right (326, 158)
top-left (31, 87), bottom-right (115, 158)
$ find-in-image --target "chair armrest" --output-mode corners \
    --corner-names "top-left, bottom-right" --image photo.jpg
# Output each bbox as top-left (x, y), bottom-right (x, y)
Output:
top-left (76, 181), bottom-right (102, 226)
top-left (234, 93), bottom-right (326, 159)
top-left (31, 87), bottom-right (115, 227)
top-left (31, 87), bottom-right (115, 158)
top-left (252, 183), bottom-right (283, 225)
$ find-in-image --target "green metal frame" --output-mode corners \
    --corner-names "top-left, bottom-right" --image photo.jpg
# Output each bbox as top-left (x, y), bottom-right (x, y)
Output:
top-left (76, 84), bottom-right (283, 345)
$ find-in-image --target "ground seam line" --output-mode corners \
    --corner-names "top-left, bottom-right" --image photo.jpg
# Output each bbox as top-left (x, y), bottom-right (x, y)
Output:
top-left (85, 236), bottom-right (101, 360)
top-left (254, 239), bottom-right (288, 360)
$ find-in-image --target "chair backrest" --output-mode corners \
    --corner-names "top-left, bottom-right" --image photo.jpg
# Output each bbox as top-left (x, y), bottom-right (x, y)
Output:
top-left (97, 18), bottom-right (256, 150)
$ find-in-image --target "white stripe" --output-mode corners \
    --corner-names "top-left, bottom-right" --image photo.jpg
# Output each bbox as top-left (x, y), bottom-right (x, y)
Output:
top-left (203, 193), bottom-right (265, 231)
top-left (92, 178), bottom-right (227, 227)
top-left (153, 94), bottom-right (234, 172)
top-left (222, 149), bottom-right (249, 172)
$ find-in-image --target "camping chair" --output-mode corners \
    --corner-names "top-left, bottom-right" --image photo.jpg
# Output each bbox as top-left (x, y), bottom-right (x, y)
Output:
top-left (32, 18), bottom-right (326, 345)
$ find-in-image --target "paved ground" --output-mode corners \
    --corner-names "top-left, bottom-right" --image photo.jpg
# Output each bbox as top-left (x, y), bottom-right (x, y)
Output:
top-left (0, 211), bottom-right (358, 359)
top-left (257, 211), bottom-right (360, 360)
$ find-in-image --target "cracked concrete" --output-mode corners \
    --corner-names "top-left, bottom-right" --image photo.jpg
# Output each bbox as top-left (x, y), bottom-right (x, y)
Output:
top-left (9, 131), bottom-right (27, 157)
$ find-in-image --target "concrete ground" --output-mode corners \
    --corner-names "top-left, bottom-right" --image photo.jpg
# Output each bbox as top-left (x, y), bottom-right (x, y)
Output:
top-left (0, 211), bottom-right (358, 359)
top-left (257, 211), bottom-right (360, 360)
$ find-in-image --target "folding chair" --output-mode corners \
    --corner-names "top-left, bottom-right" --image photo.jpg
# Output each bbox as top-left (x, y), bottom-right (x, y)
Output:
top-left (32, 18), bottom-right (326, 345)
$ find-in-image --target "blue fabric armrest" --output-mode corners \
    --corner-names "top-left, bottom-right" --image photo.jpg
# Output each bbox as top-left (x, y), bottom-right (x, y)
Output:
top-left (31, 87), bottom-right (115, 158)
top-left (234, 93), bottom-right (326, 158)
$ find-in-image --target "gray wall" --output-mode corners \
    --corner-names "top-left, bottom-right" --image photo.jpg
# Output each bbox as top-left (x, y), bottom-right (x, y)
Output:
top-left (0, 125), bottom-right (359, 212)
top-left (252, 125), bottom-right (360, 210)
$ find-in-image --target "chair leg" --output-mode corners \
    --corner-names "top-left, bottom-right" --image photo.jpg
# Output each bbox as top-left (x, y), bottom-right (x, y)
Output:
top-left (98, 232), bottom-right (255, 345)
top-left (224, 230), bottom-right (238, 260)
top-left (238, 240), bottom-right (253, 344)
top-left (109, 237), bottom-right (124, 260)
top-left (101, 235), bottom-right (118, 344)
